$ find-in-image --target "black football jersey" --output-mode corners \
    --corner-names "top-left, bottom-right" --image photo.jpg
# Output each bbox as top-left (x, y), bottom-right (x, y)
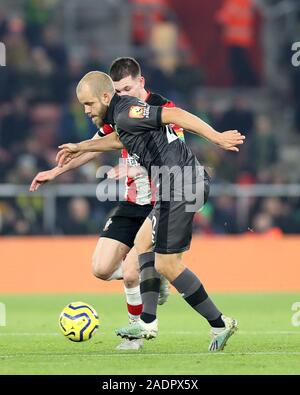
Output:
top-left (103, 94), bottom-right (196, 174)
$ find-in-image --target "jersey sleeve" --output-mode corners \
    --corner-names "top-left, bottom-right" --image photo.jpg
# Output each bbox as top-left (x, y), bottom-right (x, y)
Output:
top-left (97, 124), bottom-right (114, 137)
top-left (162, 100), bottom-right (185, 141)
top-left (115, 99), bottom-right (163, 134)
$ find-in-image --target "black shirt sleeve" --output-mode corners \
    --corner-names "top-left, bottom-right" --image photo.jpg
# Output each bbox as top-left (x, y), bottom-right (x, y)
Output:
top-left (115, 97), bottom-right (163, 135)
top-left (97, 129), bottom-right (105, 137)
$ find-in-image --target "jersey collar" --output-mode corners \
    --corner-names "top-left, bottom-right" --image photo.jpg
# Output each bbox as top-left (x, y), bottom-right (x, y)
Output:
top-left (145, 90), bottom-right (151, 103)
top-left (103, 93), bottom-right (121, 125)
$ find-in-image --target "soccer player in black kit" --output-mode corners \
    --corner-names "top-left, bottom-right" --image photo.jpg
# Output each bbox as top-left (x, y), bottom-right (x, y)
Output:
top-left (30, 57), bottom-right (181, 351)
top-left (57, 71), bottom-right (245, 351)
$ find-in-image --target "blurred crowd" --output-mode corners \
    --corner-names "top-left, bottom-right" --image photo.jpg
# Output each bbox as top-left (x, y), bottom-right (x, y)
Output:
top-left (0, 0), bottom-right (300, 236)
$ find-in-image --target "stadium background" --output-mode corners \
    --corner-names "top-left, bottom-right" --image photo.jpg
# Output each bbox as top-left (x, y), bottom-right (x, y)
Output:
top-left (0, 0), bottom-right (300, 375)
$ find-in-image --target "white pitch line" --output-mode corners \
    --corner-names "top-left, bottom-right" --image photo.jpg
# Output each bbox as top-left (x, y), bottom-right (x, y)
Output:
top-left (0, 333), bottom-right (60, 336)
top-left (0, 352), bottom-right (300, 358)
top-left (161, 331), bottom-right (300, 335)
top-left (239, 331), bottom-right (300, 335)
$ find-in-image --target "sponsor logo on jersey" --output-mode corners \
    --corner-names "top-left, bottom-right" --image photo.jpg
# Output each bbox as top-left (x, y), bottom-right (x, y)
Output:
top-left (126, 156), bottom-right (139, 167)
top-left (129, 105), bottom-right (150, 119)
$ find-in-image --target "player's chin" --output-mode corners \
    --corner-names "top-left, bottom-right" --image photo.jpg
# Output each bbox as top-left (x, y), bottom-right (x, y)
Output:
top-left (92, 116), bottom-right (103, 128)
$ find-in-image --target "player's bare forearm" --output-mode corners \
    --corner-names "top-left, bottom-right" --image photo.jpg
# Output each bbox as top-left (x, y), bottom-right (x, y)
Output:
top-left (44, 151), bottom-right (99, 178)
top-left (31, 133), bottom-right (114, 191)
top-left (161, 107), bottom-right (245, 151)
top-left (75, 132), bottom-right (124, 153)
top-left (58, 151), bottom-right (99, 172)
top-left (29, 151), bottom-right (100, 192)
top-left (56, 131), bottom-right (102, 170)
top-left (162, 107), bottom-right (220, 142)
top-left (56, 132), bottom-right (124, 167)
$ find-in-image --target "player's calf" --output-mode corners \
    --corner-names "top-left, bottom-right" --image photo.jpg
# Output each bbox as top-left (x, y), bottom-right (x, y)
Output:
top-left (158, 276), bottom-right (170, 305)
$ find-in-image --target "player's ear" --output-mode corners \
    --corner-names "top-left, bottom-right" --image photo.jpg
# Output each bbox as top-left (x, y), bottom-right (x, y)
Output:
top-left (140, 76), bottom-right (145, 88)
top-left (102, 92), bottom-right (111, 106)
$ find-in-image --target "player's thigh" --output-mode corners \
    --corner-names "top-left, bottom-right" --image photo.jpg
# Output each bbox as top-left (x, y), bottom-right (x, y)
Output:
top-left (134, 217), bottom-right (153, 255)
top-left (92, 237), bottom-right (130, 277)
top-left (101, 214), bottom-right (144, 250)
top-left (152, 199), bottom-right (196, 255)
top-left (94, 214), bottom-right (145, 276)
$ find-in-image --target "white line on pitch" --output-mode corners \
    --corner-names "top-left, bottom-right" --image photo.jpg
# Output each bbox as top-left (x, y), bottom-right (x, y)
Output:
top-left (161, 331), bottom-right (300, 335)
top-left (0, 333), bottom-right (60, 336)
top-left (1, 352), bottom-right (300, 358)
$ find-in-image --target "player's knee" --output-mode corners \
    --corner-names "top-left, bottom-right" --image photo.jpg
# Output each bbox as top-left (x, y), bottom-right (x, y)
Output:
top-left (92, 254), bottom-right (113, 281)
top-left (154, 259), bottom-right (165, 276)
top-left (155, 253), bottom-right (184, 280)
top-left (92, 265), bottom-right (112, 281)
top-left (123, 267), bottom-right (139, 288)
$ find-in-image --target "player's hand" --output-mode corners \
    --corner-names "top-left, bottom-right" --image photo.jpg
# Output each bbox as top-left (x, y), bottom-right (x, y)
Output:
top-left (56, 143), bottom-right (81, 167)
top-left (217, 130), bottom-right (245, 152)
top-left (29, 169), bottom-right (57, 192)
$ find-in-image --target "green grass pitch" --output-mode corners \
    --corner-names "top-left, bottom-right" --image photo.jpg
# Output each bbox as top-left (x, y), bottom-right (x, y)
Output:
top-left (0, 293), bottom-right (299, 375)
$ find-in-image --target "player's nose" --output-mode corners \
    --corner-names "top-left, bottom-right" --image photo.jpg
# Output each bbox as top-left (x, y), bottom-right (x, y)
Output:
top-left (84, 105), bottom-right (91, 115)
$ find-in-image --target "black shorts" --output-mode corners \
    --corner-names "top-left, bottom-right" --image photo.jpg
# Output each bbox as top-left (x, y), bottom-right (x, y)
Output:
top-left (100, 201), bottom-right (153, 248)
top-left (149, 170), bottom-right (210, 254)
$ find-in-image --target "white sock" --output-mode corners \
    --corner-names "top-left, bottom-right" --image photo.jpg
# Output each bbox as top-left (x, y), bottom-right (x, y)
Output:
top-left (124, 285), bottom-right (143, 321)
top-left (107, 265), bottom-right (123, 281)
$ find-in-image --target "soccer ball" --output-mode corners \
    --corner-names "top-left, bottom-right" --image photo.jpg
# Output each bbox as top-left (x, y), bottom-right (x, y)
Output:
top-left (59, 301), bottom-right (99, 342)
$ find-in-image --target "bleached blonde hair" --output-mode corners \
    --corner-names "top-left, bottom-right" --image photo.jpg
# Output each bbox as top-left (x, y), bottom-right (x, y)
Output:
top-left (76, 71), bottom-right (115, 99)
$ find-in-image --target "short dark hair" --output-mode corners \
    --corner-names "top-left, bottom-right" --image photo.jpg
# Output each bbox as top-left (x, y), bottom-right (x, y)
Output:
top-left (109, 57), bottom-right (141, 81)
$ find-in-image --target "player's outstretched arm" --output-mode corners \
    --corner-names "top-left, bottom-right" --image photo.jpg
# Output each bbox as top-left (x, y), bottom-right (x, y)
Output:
top-left (29, 151), bottom-right (99, 192)
top-left (56, 132), bottom-right (124, 167)
top-left (29, 133), bottom-right (101, 191)
top-left (30, 167), bottom-right (62, 192)
top-left (161, 107), bottom-right (245, 151)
